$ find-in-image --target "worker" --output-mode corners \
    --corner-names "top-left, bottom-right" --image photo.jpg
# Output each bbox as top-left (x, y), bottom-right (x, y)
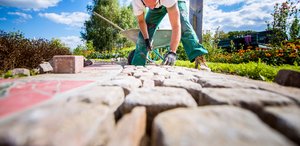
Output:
top-left (131, 0), bottom-right (209, 67)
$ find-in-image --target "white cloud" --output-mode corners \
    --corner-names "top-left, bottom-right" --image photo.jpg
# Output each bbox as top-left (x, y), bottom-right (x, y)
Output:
top-left (203, 0), bottom-right (286, 32)
top-left (0, 17), bottom-right (7, 21)
top-left (8, 12), bottom-right (32, 19)
top-left (8, 12), bottom-right (32, 23)
top-left (87, 1), bottom-right (93, 6)
top-left (59, 36), bottom-right (85, 51)
top-left (39, 12), bottom-right (90, 27)
top-left (206, 0), bottom-right (244, 6)
top-left (119, 0), bottom-right (292, 33)
top-left (0, 0), bottom-right (61, 10)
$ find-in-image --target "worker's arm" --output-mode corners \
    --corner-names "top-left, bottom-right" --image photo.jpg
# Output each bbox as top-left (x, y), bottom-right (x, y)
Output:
top-left (137, 13), bottom-right (152, 50)
top-left (137, 13), bottom-right (149, 40)
top-left (167, 3), bottom-right (181, 53)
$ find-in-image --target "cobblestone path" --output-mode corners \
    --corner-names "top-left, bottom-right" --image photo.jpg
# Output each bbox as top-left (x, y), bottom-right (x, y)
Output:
top-left (0, 62), bottom-right (299, 146)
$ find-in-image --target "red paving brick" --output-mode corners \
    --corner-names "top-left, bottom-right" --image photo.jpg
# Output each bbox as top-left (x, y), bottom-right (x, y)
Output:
top-left (0, 80), bottom-right (94, 118)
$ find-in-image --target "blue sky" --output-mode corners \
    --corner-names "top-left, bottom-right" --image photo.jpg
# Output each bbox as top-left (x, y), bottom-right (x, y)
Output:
top-left (0, 0), bottom-right (289, 50)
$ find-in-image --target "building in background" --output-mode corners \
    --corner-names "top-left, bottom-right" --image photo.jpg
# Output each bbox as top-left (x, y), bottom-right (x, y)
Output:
top-left (189, 0), bottom-right (203, 43)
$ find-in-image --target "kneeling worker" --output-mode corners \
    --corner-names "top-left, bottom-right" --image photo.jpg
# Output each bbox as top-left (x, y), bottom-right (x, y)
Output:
top-left (131, 0), bottom-right (209, 67)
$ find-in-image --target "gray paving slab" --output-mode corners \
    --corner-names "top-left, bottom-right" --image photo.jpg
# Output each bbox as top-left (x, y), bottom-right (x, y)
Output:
top-left (152, 106), bottom-right (295, 146)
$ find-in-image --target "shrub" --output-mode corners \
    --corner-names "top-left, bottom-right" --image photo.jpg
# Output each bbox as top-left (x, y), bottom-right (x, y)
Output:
top-left (176, 43), bottom-right (188, 60)
top-left (0, 30), bottom-right (71, 71)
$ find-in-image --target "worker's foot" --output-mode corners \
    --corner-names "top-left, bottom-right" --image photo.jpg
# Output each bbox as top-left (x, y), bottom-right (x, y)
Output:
top-left (200, 65), bottom-right (211, 72)
top-left (197, 56), bottom-right (211, 72)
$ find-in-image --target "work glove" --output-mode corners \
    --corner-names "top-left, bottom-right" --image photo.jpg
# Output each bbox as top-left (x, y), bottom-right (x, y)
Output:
top-left (163, 51), bottom-right (177, 66)
top-left (145, 39), bottom-right (153, 51)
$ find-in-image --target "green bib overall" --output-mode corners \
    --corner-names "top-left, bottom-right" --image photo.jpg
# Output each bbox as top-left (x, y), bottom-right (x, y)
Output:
top-left (131, 1), bottom-right (208, 66)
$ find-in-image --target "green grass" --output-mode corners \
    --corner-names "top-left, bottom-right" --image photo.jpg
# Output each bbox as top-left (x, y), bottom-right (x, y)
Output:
top-left (175, 60), bottom-right (300, 82)
top-left (94, 59), bottom-right (112, 62)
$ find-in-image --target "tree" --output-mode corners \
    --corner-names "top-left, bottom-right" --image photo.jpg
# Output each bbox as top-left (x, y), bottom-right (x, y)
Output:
top-left (73, 45), bottom-right (85, 56)
top-left (73, 41), bottom-right (98, 59)
top-left (50, 38), bottom-right (69, 49)
top-left (227, 30), bottom-right (256, 39)
top-left (267, 0), bottom-right (299, 46)
top-left (81, 0), bottom-right (137, 53)
top-left (290, 17), bottom-right (300, 40)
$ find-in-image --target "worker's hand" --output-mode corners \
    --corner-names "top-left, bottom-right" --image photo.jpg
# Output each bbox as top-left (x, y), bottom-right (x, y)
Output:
top-left (163, 51), bottom-right (177, 66)
top-left (145, 39), bottom-right (153, 51)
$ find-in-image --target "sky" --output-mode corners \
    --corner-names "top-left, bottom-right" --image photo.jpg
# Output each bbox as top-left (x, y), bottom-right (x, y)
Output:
top-left (0, 0), bottom-right (288, 50)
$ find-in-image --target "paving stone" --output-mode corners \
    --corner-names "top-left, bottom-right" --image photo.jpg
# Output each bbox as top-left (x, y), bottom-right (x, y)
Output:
top-left (121, 68), bottom-right (135, 76)
top-left (123, 65), bottom-right (136, 69)
top-left (0, 81), bottom-right (13, 98)
top-left (38, 62), bottom-right (53, 73)
top-left (200, 74), bottom-right (300, 104)
top-left (84, 59), bottom-right (94, 67)
top-left (169, 74), bottom-right (199, 82)
top-left (53, 55), bottom-right (84, 73)
top-left (12, 68), bottom-right (30, 77)
top-left (194, 71), bottom-right (246, 80)
top-left (120, 87), bottom-right (197, 134)
top-left (145, 65), bottom-right (161, 70)
top-left (198, 78), bottom-right (258, 88)
top-left (0, 80), bottom-right (93, 118)
top-left (0, 102), bottom-right (115, 146)
top-left (246, 80), bottom-right (300, 105)
top-left (166, 66), bottom-right (185, 73)
top-left (151, 75), bottom-right (165, 86)
top-left (162, 79), bottom-right (202, 101)
top-left (168, 67), bottom-right (202, 77)
top-left (99, 76), bottom-right (142, 96)
top-left (199, 88), bottom-right (294, 111)
top-left (136, 66), bottom-right (146, 70)
top-left (140, 78), bottom-right (155, 88)
top-left (275, 69), bottom-right (300, 88)
top-left (66, 86), bottom-right (125, 111)
top-left (133, 71), bottom-right (154, 79)
top-left (152, 106), bottom-right (296, 146)
top-left (259, 106), bottom-right (300, 144)
top-left (24, 64), bottom-right (122, 81)
top-left (108, 107), bottom-right (146, 146)
top-left (147, 67), bottom-right (170, 78)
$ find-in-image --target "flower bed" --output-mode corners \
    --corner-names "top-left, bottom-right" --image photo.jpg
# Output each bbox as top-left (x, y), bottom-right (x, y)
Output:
top-left (208, 40), bottom-right (300, 65)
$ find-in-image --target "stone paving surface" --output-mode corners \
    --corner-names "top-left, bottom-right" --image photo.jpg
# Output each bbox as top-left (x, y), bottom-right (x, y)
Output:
top-left (0, 62), bottom-right (299, 146)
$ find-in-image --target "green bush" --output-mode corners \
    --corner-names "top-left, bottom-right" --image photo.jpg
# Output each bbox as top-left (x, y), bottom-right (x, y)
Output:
top-left (0, 30), bottom-right (71, 71)
top-left (176, 43), bottom-right (188, 60)
top-left (3, 70), bottom-right (13, 78)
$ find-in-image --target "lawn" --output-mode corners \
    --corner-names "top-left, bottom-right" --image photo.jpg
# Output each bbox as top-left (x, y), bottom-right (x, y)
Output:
top-left (175, 60), bottom-right (300, 82)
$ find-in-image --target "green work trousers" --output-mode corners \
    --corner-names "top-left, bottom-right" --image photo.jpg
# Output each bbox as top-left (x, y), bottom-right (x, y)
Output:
top-left (131, 1), bottom-right (208, 66)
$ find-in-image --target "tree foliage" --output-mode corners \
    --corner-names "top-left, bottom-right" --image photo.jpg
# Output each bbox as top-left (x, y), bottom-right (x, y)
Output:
top-left (81, 0), bottom-right (137, 52)
top-left (227, 30), bottom-right (256, 39)
top-left (290, 17), bottom-right (300, 40)
top-left (267, 0), bottom-right (300, 46)
top-left (73, 41), bottom-right (100, 59)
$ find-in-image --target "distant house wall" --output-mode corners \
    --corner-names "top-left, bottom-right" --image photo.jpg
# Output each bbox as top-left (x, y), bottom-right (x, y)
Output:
top-left (189, 0), bottom-right (203, 43)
